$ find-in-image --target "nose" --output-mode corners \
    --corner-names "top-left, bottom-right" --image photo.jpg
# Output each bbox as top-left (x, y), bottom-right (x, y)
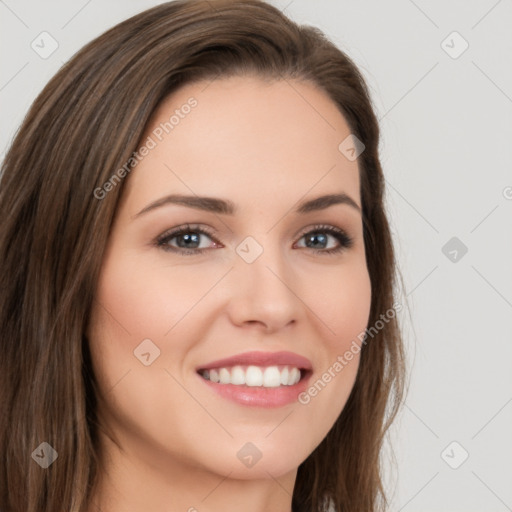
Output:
top-left (225, 240), bottom-right (301, 333)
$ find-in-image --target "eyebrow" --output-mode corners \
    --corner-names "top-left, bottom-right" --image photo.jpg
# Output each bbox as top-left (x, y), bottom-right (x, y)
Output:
top-left (134, 192), bottom-right (361, 218)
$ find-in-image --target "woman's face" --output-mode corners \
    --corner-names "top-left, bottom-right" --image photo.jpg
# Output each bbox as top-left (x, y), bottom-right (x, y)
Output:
top-left (88, 75), bottom-right (371, 484)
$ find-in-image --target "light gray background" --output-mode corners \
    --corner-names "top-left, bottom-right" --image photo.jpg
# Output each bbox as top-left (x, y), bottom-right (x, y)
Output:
top-left (1, 1), bottom-right (511, 510)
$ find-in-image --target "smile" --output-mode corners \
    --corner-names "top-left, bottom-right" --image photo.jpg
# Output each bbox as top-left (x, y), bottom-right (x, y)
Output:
top-left (196, 350), bottom-right (313, 407)
top-left (198, 365), bottom-right (303, 387)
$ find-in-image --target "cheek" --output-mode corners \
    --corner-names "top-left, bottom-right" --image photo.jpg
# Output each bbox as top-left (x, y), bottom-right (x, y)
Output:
top-left (305, 259), bottom-right (372, 347)
top-left (86, 253), bottom-right (228, 398)
top-left (296, 261), bottom-right (371, 429)
top-left (86, 255), bottom-right (211, 447)
top-left (90, 254), bottom-right (219, 339)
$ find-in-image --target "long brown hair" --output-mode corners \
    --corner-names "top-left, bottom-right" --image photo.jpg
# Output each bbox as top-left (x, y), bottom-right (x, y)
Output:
top-left (0, 1), bottom-right (406, 510)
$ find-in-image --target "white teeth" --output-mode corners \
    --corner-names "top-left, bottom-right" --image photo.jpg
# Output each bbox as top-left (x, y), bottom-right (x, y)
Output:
top-left (219, 368), bottom-right (230, 384)
top-left (246, 366), bottom-right (263, 386)
top-left (201, 365), bottom-right (303, 387)
top-left (289, 367), bottom-right (300, 385)
top-left (263, 366), bottom-right (281, 387)
top-left (231, 366), bottom-right (246, 385)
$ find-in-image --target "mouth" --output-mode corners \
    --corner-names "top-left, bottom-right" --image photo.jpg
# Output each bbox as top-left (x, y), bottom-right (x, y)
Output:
top-left (197, 365), bottom-right (311, 388)
top-left (195, 351), bottom-right (313, 407)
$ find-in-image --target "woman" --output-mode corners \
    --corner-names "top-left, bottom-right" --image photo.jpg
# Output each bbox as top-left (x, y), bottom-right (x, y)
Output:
top-left (0, 1), bottom-right (406, 511)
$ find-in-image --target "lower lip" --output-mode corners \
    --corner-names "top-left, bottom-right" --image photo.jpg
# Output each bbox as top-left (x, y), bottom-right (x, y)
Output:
top-left (197, 372), bottom-right (312, 408)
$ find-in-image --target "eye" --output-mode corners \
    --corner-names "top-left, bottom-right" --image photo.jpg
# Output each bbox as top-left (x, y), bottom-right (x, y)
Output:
top-left (294, 224), bottom-right (353, 255)
top-left (156, 224), bottom-right (220, 255)
top-left (155, 223), bottom-right (353, 256)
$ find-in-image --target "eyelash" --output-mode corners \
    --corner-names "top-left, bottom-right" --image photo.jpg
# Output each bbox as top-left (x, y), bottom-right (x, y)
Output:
top-left (155, 223), bottom-right (354, 256)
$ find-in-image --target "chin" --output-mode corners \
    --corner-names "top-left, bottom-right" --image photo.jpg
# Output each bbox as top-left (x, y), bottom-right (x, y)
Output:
top-left (205, 437), bottom-right (309, 480)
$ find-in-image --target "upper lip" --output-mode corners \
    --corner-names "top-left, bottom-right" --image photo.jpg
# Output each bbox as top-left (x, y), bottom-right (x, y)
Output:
top-left (196, 351), bottom-right (313, 371)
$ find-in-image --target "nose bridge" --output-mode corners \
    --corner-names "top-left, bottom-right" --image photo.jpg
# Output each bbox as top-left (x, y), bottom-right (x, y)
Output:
top-left (228, 233), bottom-right (300, 329)
top-left (235, 233), bottom-right (288, 284)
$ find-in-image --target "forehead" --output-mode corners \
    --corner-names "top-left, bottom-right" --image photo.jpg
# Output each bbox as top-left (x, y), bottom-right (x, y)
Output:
top-left (122, 75), bottom-right (360, 212)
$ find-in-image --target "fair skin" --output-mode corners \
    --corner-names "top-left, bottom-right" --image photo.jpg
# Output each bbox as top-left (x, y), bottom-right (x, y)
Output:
top-left (87, 75), bottom-right (372, 512)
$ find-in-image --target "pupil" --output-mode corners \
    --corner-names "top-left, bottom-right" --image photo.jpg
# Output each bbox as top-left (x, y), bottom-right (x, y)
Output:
top-left (179, 233), bottom-right (200, 248)
top-left (307, 233), bottom-right (327, 248)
